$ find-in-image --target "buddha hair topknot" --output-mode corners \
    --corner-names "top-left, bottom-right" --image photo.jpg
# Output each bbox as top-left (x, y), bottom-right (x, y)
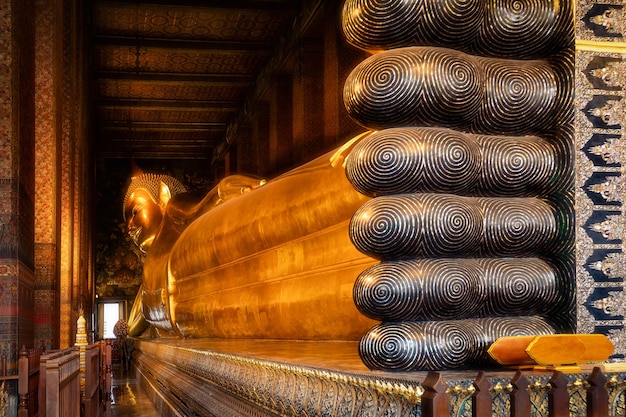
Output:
top-left (123, 173), bottom-right (188, 220)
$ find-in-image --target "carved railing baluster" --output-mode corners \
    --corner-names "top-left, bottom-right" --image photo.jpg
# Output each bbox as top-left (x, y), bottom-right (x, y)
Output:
top-left (548, 371), bottom-right (569, 417)
top-left (472, 371), bottom-right (491, 416)
top-left (510, 371), bottom-right (531, 417)
top-left (104, 340), bottom-right (112, 417)
top-left (586, 367), bottom-right (608, 417)
top-left (421, 372), bottom-right (450, 417)
top-left (17, 346), bottom-right (28, 417)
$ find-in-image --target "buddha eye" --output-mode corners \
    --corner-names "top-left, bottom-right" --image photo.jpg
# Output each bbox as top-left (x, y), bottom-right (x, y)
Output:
top-left (131, 205), bottom-right (143, 218)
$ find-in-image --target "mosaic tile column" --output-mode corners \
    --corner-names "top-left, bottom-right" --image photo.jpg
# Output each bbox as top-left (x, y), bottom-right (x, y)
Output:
top-left (0, 0), bottom-right (37, 367)
top-left (34, 0), bottom-right (59, 352)
top-left (58, 0), bottom-right (92, 349)
top-left (575, 0), bottom-right (626, 360)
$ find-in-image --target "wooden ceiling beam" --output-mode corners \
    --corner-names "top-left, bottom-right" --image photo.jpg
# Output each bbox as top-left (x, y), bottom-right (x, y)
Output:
top-left (98, 139), bottom-right (216, 146)
top-left (101, 0), bottom-right (298, 11)
top-left (97, 98), bottom-right (239, 110)
top-left (94, 36), bottom-right (274, 52)
top-left (97, 150), bottom-right (212, 160)
top-left (96, 140), bottom-right (217, 152)
top-left (98, 121), bottom-right (227, 130)
top-left (96, 71), bottom-right (254, 84)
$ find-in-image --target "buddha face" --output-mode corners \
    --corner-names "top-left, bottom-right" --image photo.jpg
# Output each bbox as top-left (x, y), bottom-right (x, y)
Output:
top-left (124, 188), bottom-right (164, 253)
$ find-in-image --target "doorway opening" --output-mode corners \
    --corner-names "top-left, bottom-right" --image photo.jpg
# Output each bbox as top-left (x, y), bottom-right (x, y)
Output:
top-left (96, 300), bottom-right (128, 340)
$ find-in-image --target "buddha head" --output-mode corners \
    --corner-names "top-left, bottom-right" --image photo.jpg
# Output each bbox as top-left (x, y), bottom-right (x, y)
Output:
top-left (123, 171), bottom-right (187, 253)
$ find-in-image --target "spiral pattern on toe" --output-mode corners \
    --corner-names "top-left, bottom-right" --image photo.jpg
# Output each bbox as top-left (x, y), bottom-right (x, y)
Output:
top-left (351, 195), bottom-right (557, 259)
top-left (420, 129), bottom-right (481, 193)
top-left (358, 321), bottom-right (476, 370)
top-left (419, 260), bottom-right (483, 320)
top-left (479, 197), bottom-right (557, 256)
top-left (359, 316), bottom-right (555, 370)
top-left (350, 195), bottom-right (424, 258)
top-left (548, 51), bottom-right (576, 128)
top-left (341, 0), bottom-right (572, 58)
top-left (346, 127), bottom-right (559, 197)
top-left (354, 258), bottom-right (557, 322)
top-left (419, 0), bottom-right (483, 48)
top-left (544, 192), bottom-right (575, 254)
top-left (420, 48), bottom-right (484, 126)
top-left (342, 0), bottom-right (575, 373)
top-left (350, 194), bottom-right (483, 259)
top-left (472, 316), bottom-right (556, 363)
top-left (477, 258), bottom-right (557, 316)
top-left (474, 0), bottom-right (558, 57)
top-left (474, 135), bottom-right (555, 196)
top-left (358, 322), bottom-right (428, 370)
top-left (346, 128), bottom-right (426, 195)
top-left (344, 47), bottom-right (564, 134)
top-left (343, 48), bottom-right (424, 128)
top-left (345, 127), bottom-right (481, 196)
top-left (353, 261), bottom-right (424, 321)
top-left (473, 58), bottom-right (557, 134)
top-left (353, 259), bottom-right (484, 321)
top-left (344, 47), bottom-right (483, 130)
top-left (422, 195), bottom-right (483, 256)
top-left (477, 316), bottom-right (555, 342)
top-left (342, 0), bottom-right (423, 50)
top-left (420, 320), bottom-right (479, 368)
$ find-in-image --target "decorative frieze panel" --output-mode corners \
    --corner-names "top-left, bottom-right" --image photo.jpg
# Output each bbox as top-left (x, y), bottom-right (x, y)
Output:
top-left (575, 0), bottom-right (626, 360)
top-left (133, 339), bottom-right (626, 417)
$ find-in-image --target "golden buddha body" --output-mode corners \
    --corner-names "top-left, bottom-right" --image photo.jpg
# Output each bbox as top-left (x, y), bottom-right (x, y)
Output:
top-left (124, 139), bottom-right (379, 340)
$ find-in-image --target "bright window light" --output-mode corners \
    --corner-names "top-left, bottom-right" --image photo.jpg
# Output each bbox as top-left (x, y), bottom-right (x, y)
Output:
top-left (103, 303), bottom-right (120, 339)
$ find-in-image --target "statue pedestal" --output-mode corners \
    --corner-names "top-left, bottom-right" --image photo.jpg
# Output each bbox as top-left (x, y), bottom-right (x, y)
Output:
top-left (131, 338), bottom-right (626, 417)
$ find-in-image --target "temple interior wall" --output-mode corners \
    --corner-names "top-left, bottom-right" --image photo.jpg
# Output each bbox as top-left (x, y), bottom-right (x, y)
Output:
top-left (0, 0), bottom-right (623, 381)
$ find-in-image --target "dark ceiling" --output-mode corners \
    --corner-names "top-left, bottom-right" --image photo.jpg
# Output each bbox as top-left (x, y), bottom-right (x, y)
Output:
top-left (91, 0), bottom-right (321, 162)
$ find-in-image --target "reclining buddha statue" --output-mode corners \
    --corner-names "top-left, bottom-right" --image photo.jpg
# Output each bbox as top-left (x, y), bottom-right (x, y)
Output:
top-left (124, 140), bottom-right (380, 341)
top-left (125, 0), bottom-right (575, 371)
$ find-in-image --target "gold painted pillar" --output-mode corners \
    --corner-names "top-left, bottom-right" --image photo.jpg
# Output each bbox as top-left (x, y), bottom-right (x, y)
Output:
top-left (57, 0), bottom-right (91, 349)
top-left (34, 0), bottom-right (61, 351)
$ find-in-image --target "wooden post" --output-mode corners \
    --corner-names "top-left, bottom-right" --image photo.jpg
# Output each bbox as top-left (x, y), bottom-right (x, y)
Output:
top-left (17, 346), bottom-right (28, 417)
top-left (421, 372), bottom-right (450, 417)
top-left (586, 367), bottom-right (608, 417)
top-left (104, 340), bottom-right (112, 417)
top-left (510, 371), bottom-right (531, 417)
top-left (548, 371), bottom-right (570, 417)
top-left (472, 371), bottom-right (492, 416)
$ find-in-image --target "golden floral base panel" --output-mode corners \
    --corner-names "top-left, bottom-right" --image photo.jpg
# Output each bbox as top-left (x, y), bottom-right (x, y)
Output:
top-left (131, 338), bottom-right (626, 417)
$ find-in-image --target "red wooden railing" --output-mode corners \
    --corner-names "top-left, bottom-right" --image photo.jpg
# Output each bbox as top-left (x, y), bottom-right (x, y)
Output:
top-left (421, 367), bottom-right (626, 417)
top-left (11, 341), bottom-right (112, 417)
top-left (40, 347), bottom-right (81, 417)
top-left (6, 344), bottom-right (625, 417)
top-left (83, 344), bottom-right (101, 417)
top-left (17, 347), bottom-right (42, 417)
top-left (99, 340), bottom-right (112, 417)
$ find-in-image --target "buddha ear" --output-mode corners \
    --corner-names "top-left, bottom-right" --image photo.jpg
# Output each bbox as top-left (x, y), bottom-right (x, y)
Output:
top-left (158, 181), bottom-right (172, 208)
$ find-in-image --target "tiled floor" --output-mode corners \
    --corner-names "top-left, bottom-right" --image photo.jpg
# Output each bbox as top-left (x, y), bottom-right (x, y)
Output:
top-left (110, 368), bottom-right (159, 417)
